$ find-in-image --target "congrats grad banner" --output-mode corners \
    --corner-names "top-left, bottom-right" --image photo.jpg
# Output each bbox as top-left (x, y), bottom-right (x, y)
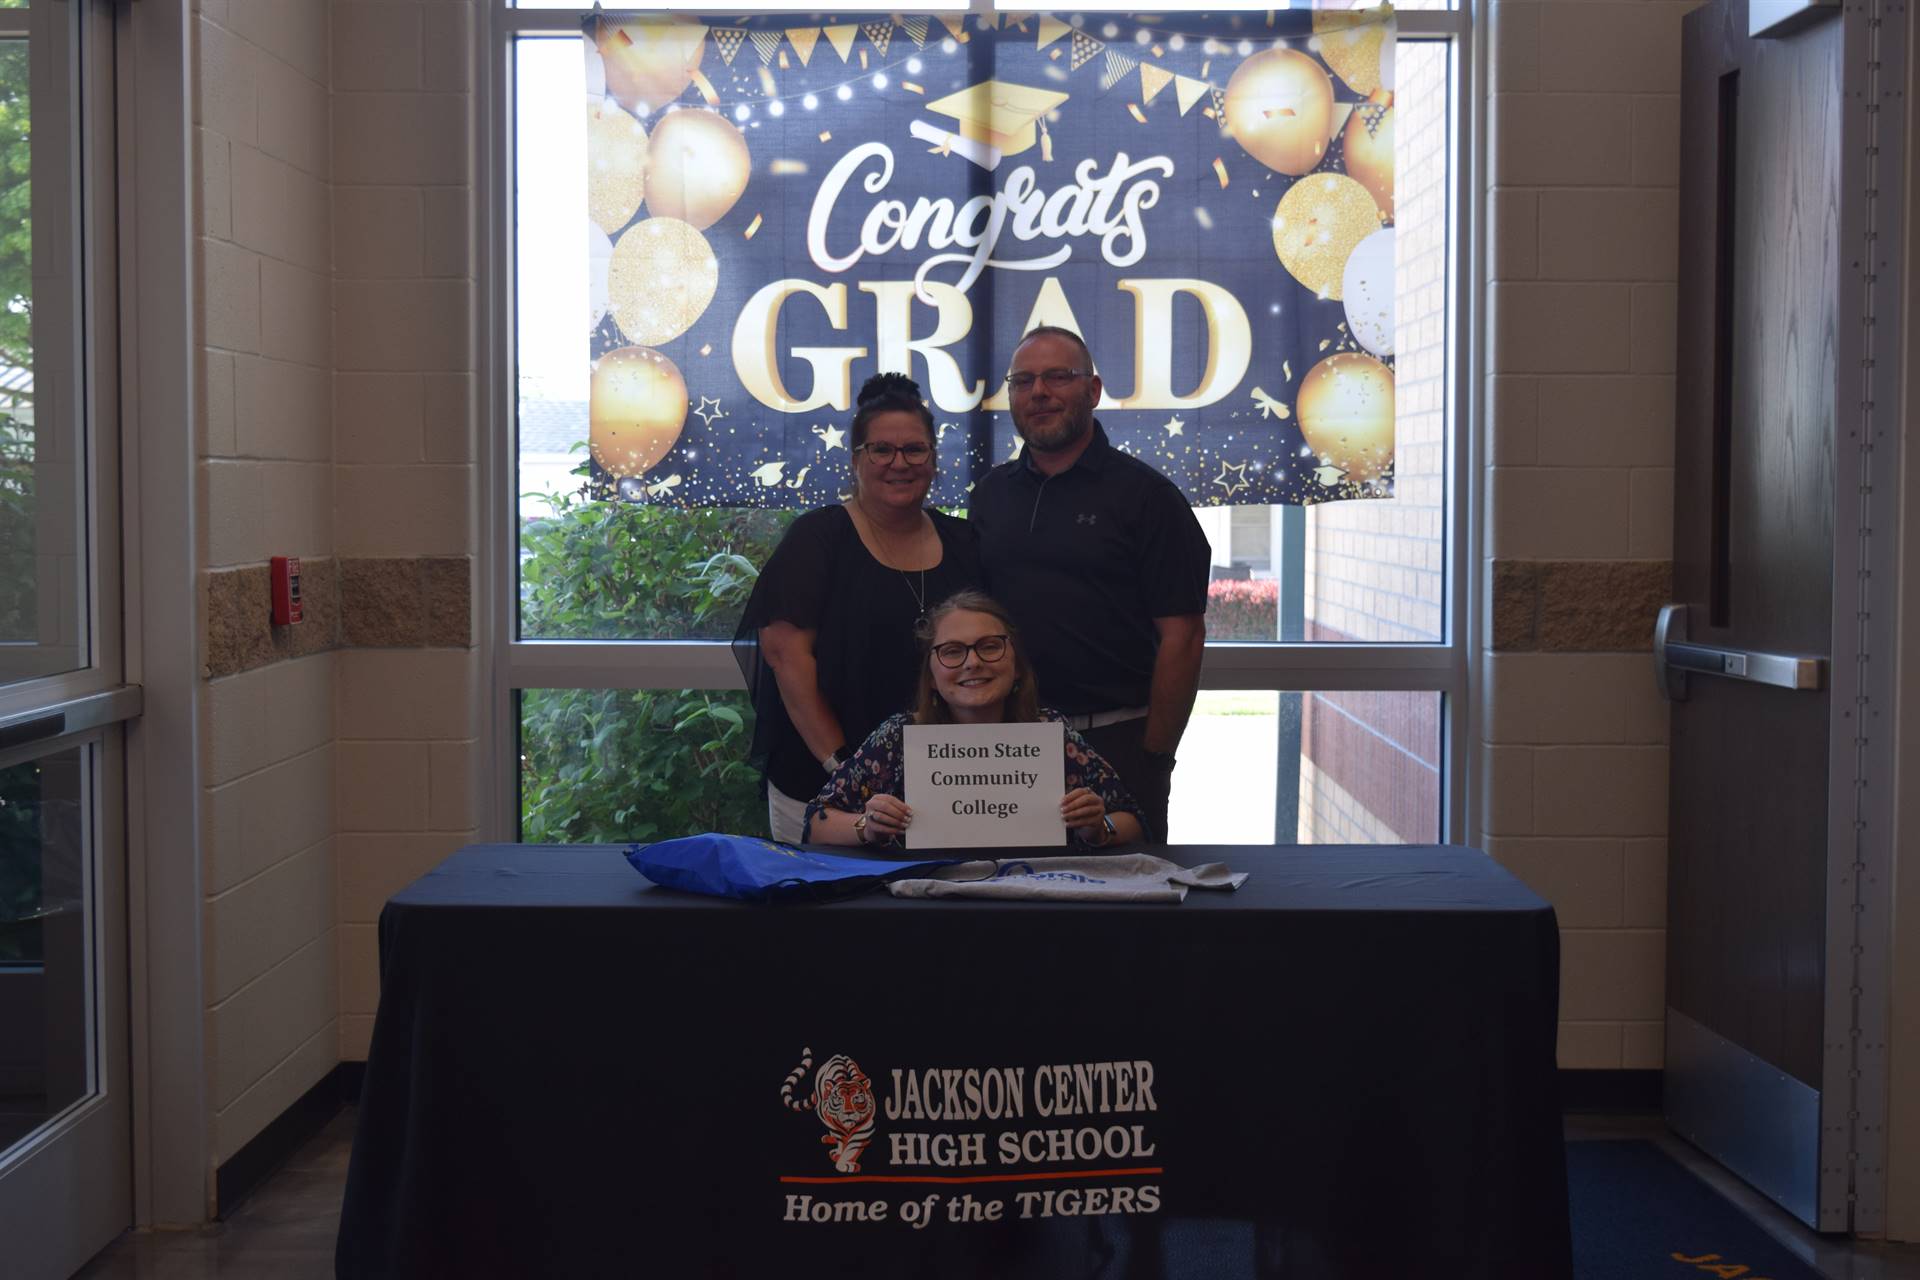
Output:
top-left (580, 7), bottom-right (1397, 509)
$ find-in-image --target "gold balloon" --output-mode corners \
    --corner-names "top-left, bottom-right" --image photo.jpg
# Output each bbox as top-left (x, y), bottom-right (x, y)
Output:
top-left (587, 100), bottom-right (649, 235)
top-left (599, 17), bottom-right (708, 115)
top-left (589, 346), bottom-right (688, 479)
top-left (1313, 13), bottom-right (1388, 97)
top-left (645, 108), bottom-right (752, 230)
top-left (1271, 174), bottom-right (1384, 300)
top-left (1223, 49), bottom-right (1334, 176)
top-left (1343, 104), bottom-right (1394, 220)
top-left (608, 217), bottom-right (718, 346)
top-left (1297, 353), bottom-right (1395, 483)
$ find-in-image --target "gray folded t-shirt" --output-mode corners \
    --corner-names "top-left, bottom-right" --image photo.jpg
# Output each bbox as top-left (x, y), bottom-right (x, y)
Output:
top-left (887, 853), bottom-right (1248, 903)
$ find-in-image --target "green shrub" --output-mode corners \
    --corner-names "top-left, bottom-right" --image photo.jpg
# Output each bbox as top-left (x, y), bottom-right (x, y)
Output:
top-left (519, 687), bottom-right (766, 843)
top-left (519, 484), bottom-right (791, 641)
top-left (0, 412), bottom-right (34, 643)
top-left (516, 483), bottom-right (796, 842)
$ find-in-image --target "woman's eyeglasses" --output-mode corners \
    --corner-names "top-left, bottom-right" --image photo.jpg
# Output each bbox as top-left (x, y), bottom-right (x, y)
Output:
top-left (1003, 368), bottom-right (1090, 394)
top-left (931, 635), bottom-right (1010, 668)
top-left (854, 441), bottom-right (932, 465)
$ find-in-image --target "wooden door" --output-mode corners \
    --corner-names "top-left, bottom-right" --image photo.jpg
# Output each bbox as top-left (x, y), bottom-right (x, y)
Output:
top-left (1664, 0), bottom-right (1848, 1231)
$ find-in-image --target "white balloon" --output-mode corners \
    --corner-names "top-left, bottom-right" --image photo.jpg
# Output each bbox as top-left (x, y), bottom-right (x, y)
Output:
top-left (1342, 228), bottom-right (1395, 357)
top-left (1378, 38), bottom-right (1395, 94)
top-left (585, 50), bottom-right (607, 105)
top-left (588, 221), bottom-right (614, 328)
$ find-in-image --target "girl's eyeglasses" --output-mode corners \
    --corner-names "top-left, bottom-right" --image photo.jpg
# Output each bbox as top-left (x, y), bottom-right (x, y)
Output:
top-left (931, 635), bottom-right (1009, 667)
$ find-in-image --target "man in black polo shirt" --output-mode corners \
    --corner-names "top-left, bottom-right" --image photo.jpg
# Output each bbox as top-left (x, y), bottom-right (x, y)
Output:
top-left (967, 326), bottom-right (1210, 843)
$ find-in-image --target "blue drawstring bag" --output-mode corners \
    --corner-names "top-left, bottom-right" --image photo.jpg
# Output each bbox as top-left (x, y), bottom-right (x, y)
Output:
top-left (626, 833), bottom-right (963, 903)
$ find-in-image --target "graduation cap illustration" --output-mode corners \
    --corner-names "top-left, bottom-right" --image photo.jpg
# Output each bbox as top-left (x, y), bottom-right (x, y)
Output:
top-left (909, 79), bottom-right (1070, 171)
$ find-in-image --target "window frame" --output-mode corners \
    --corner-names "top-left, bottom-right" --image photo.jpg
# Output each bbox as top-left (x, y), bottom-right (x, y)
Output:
top-left (480, 1), bottom-right (1482, 845)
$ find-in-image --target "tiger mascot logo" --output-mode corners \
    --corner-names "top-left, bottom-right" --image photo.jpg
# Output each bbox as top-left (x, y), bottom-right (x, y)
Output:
top-left (780, 1046), bottom-right (877, 1173)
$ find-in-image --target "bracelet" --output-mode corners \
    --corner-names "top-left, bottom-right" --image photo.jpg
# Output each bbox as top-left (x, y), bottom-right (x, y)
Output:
top-left (853, 812), bottom-right (872, 844)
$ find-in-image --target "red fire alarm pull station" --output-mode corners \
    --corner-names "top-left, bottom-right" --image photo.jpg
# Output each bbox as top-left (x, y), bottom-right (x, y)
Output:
top-left (271, 556), bottom-right (303, 625)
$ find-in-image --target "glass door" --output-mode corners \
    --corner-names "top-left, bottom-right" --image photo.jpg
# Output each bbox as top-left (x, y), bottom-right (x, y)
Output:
top-left (0, 1), bottom-right (134, 1275)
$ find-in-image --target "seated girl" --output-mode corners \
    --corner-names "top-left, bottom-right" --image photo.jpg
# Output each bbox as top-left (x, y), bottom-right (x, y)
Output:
top-left (803, 590), bottom-right (1144, 849)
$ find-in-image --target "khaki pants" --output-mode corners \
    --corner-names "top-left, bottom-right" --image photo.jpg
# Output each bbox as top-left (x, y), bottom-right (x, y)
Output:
top-left (1079, 716), bottom-right (1175, 844)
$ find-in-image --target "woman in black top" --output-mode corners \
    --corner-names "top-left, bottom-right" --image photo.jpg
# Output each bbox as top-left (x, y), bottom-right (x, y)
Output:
top-left (732, 373), bottom-right (983, 842)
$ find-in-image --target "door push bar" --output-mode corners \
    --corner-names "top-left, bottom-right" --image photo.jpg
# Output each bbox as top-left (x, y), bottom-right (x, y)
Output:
top-left (1654, 604), bottom-right (1825, 702)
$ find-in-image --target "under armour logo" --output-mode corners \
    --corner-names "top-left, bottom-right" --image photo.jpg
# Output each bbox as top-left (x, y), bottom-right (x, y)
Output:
top-left (1076, 513), bottom-right (1097, 525)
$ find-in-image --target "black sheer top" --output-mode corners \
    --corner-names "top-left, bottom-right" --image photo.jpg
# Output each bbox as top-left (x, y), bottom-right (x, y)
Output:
top-left (732, 505), bottom-right (984, 802)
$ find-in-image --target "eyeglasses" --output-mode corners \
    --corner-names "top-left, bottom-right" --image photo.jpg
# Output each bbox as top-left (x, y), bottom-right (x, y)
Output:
top-left (853, 441), bottom-right (933, 465)
top-left (931, 634), bottom-right (1010, 668)
top-left (1004, 368), bottom-right (1090, 395)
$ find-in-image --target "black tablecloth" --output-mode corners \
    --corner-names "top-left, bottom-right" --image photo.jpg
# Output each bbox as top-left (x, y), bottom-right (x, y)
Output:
top-left (336, 844), bottom-right (1571, 1279)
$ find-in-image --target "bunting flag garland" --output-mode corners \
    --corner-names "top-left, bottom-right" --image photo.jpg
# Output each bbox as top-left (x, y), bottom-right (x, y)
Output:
top-left (1101, 50), bottom-right (1138, 93)
top-left (786, 26), bottom-right (820, 65)
top-left (938, 15), bottom-right (970, 42)
top-left (862, 21), bottom-right (893, 57)
top-left (1173, 74), bottom-right (1209, 115)
top-left (750, 31), bottom-right (783, 65)
top-left (900, 16), bottom-right (930, 48)
top-left (822, 23), bottom-right (858, 62)
top-left (712, 27), bottom-right (747, 66)
top-left (1035, 16), bottom-right (1071, 49)
top-left (1139, 63), bottom-right (1174, 106)
top-left (1070, 31), bottom-right (1103, 71)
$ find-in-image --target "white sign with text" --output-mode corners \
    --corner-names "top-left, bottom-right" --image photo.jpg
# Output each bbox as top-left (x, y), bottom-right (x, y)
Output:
top-left (903, 722), bottom-right (1065, 850)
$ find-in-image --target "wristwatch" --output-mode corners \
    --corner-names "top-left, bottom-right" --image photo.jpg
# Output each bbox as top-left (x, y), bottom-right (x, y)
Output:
top-left (822, 744), bottom-right (849, 773)
top-left (1081, 814), bottom-right (1117, 847)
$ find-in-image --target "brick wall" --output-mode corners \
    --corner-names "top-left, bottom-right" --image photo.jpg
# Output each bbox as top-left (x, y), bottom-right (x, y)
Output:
top-left (1293, 37), bottom-right (1450, 843)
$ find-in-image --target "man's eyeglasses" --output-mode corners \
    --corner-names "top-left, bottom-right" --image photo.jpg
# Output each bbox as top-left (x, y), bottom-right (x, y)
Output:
top-left (854, 441), bottom-right (933, 465)
top-left (931, 635), bottom-right (1010, 668)
top-left (1004, 368), bottom-right (1091, 395)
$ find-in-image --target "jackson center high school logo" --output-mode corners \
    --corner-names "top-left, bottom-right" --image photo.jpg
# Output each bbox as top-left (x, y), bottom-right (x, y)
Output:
top-left (777, 1046), bottom-right (1164, 1229)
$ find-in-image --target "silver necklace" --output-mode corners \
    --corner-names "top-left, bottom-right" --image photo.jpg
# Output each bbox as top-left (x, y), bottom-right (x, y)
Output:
top-left (899, 566), bottom-right (927, 616)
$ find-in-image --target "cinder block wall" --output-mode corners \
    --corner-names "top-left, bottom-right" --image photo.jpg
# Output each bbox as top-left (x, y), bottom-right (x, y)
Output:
top-left (1482, 0), bottom-right (1689, 1070)
top-left (194, 0), bottom-right (339, 1168)
top-left (192, 0), bottom-right (482, 1170)
top-left (329, 0), bottom-right (480, 1064)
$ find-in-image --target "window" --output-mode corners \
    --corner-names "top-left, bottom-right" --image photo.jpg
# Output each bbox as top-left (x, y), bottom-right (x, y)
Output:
top-left (490, 3), bottom-right (1473, 845)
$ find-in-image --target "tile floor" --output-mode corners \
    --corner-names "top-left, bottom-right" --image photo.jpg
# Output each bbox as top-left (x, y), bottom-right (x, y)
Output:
top-left (73, 1109), bottom-right (351, 1280)
top-left (1566, 1114), bottom-right (1920, 1280)
top-left (68, 1109), bottom-right (1920, 1279)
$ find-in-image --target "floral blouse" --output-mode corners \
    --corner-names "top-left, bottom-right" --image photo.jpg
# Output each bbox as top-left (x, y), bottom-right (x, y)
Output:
top-left (802, 708), bottom-right (1142, 842)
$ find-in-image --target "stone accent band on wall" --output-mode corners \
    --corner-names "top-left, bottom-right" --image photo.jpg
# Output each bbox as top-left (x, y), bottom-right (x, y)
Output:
top-left (1491, 560), bottom-right (1672, 653)
top-left (202, 557), bottom-right (473, 679)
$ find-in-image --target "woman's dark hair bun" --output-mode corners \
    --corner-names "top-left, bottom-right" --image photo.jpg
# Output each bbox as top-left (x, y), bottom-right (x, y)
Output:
top-left (856, 371), bottom-right (922, 407)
